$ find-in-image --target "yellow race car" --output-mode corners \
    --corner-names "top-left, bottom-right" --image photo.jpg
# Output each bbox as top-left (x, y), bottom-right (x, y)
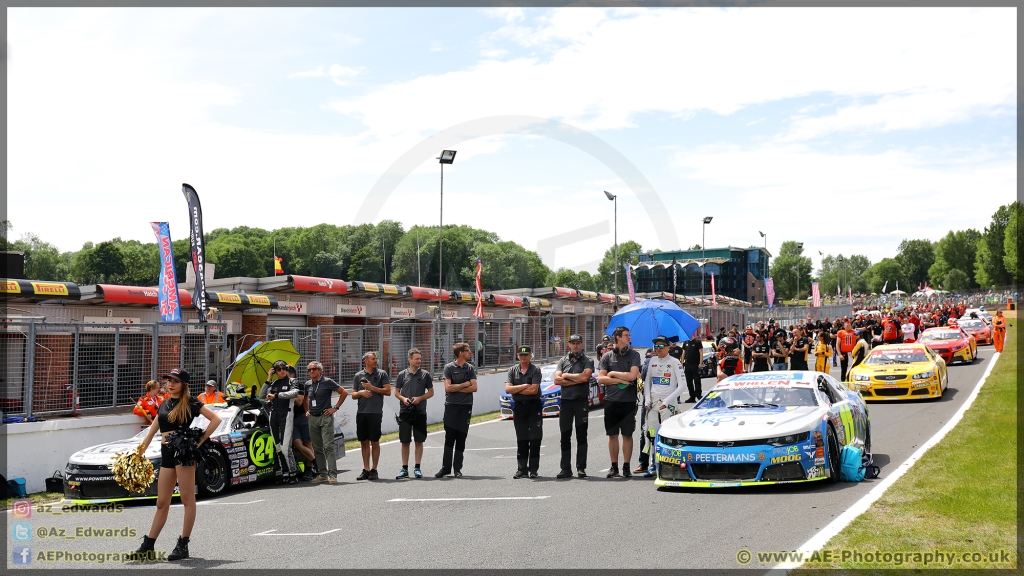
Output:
top-left (848, 343), bottom-right (948, 401)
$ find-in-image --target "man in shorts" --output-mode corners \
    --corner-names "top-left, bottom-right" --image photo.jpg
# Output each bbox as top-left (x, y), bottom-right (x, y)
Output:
top-left (352, 351), bottom-right (391, 481)
top-left (393, 348), bottom-right (433, 479)
top-left (597, 327), bottom-right (642, 478)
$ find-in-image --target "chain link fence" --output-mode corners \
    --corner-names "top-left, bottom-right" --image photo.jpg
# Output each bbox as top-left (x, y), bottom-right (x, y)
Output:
top-left (0, 321), bottom-right (227, 419)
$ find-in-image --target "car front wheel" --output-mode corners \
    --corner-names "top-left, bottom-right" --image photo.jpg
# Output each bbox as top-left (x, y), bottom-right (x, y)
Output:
top-left (197, 446), bottom-right (228, 497)
top-left (826, 426), bottom-right (841, 484)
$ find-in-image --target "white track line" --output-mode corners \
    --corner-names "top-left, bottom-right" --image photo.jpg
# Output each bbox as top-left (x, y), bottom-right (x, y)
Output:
top-left (388, 496), bottom-right (550, 502)
top-left (254, 528), bottom-right (341, 536)
top-left (197, 499), bottom-right (264, 506)
top-left (767, 351), bottom-right (1001, 574)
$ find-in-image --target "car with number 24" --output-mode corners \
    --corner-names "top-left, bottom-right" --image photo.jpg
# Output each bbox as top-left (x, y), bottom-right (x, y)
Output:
top-left (652, 371), bottom-right (870, 488)
top-left (63, 398), bottom-right (283, 503)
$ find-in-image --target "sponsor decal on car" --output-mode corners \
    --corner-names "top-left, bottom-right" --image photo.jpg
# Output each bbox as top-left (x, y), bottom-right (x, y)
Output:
top-left (773, 446), bottom-right (800, 456)
top-left (238, 458), bottom-right (249, 467)
top-left (231, 478), bottom-right (240, 485)
top-left (247, 474), bottom-right (257, 482)
top-left (659, 455), bottom-right (682, 465)
top-left (814, 457), bottom-right (825, 465)
top-left (233, 442), bottom-right (244, 448)
top-left (219, 435), bottom-right (230, 444)
top-left (770, 454), bottom-right (802, 464)
top-left (692, 452), bottom-right (757, 463)
top-left (231, 468), bottom-right (240, 477)
top-left (806, 466), bottom-right (824, 479)
top-left (691, 416), bottom-right (738, 425)
top-left (248, 465), bottom-right (256, 473)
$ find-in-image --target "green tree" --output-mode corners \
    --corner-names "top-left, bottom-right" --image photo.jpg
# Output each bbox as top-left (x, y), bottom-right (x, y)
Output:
top-left (769, 241), bottom-right (812, 300)
top-left (928, 229), bottom-right (981, 289)
top-left (87, 240), bottom-right (127, 284)
top-left (549, 267), bottom-right (598, 292)
top-left (207, 235), bottom-right (268, 278)
top-left (119, 240), bottom-right (159, 285)
top-left (944, 268), bottom-right (970, 292)
top-left (974, 203), bottom-right (1016, 287)
top-left (597, 240), bottom-right (643, 293)
top-left (896, 239), bottom-right (934, 288)
top-left (1004, 204), bottom-right (1021, 283)
top-left (9, 233), bottom-right (70, 281)
top-left (864, 258), bottom-right (907, 294)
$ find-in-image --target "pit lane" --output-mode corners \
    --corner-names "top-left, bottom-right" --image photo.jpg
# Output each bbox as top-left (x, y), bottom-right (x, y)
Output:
top-left (6, 348), bottom-right (997, 569)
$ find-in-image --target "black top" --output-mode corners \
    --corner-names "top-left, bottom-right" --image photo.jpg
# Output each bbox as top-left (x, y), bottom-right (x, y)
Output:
top-left (507, 363), bottom-right (543, 402)
top-left (790, 337), bottom-right (810, 366)
top-left (598, 347), bottom-right (642, 403)
top-left (555, 353), bottom-right (595, 401)
top-left (293, 379), bottom-right (308, 418)
top-left (157, 396), bottom-right (205, 433)
top-left (752, 343), bottom-right (771, 370)
top-left (353, 368), bottom-right (391, 414)
top-left (443, 361), bottom-right (477, 406)
top-left (681, 339), bottom-right (703, 367)
top-left (265, 377), bottom-right (298, 414)
top-left (305, 377), bottom-right (341, 416)
top-left (394, 369), bottom-right (434, 414)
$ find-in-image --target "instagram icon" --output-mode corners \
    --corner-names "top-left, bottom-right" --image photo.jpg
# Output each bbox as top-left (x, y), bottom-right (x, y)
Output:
top-left (12, 500), bottom-right (32, 519)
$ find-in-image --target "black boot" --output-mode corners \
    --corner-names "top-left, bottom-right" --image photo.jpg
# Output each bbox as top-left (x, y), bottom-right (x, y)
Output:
top-left (168, 536), bottom-right (190, 561)
top-left (133, 535), bottom-right (156, 561)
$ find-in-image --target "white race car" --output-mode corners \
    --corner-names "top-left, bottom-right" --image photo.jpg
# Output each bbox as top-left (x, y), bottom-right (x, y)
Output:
top-left (653, 371), bottom-right (871, 488)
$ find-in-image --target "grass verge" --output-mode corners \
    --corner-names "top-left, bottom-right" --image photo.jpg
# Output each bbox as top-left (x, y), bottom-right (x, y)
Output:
top-left (343, 410), bottom-right (502, 451)
top-left (4, 491), bottom-right (64, 510)
top-left (797, 321), bottom-right (1017, 571)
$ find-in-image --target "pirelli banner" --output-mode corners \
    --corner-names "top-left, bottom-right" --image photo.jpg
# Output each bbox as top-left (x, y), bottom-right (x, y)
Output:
top-left (0, 279), bottom-right (82, 300)
top-left (206, 291), bottom-right (278, 309)
top-left (352, 281), bottom-right (401, 295)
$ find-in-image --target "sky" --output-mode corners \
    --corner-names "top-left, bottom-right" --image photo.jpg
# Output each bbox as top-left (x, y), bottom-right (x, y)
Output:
top-left (6, 7), bottom-right (1017, 276)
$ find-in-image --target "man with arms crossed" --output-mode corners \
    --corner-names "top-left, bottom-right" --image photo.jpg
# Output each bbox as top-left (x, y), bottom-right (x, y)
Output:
top-left (394, 348), bottom-right (434, 479)
top-left (598, 327), bottom-right (642, 478)
top-left (352, 352), bottom-right (391, 481)
top-left (554, 334), bottom-right (594, 479)
top-left (437, 343), bottom-right (478, 478)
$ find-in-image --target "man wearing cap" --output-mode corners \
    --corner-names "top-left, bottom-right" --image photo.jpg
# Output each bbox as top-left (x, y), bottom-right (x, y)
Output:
top-left (260, 360), bottom-right (301, 484)
top-left (596, 335), bottom-right (612, 360)
top-left (352, 351), bottom-right (391, 481)
top-left (554, 334), bottom-right (594, 479)
top-left (598, 326), bottom-right (642, 478)
top-left (640, 335), bottom-right (687, 477)
top-left (506, 345), bottom-right (544, 478)
top-left (197, 381), bottom-right (225, 405)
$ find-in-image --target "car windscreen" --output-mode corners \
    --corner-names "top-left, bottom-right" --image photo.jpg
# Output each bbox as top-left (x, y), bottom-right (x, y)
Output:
top-left (920, 331), bottom-right (960, 341)
top-left (695, 386), bottom-right (819, 409)
top-left (958, 320), bottom-right (985, 330)
top-left (542, 369), bottom-right (555, 383)
top-left (131, 407), bottom-right (232, 438)
top-left (865, 349), bottom-right (929, 364)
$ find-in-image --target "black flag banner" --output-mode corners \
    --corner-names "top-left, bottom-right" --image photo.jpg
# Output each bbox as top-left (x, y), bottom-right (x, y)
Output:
top-left (182, 183), bottom-right (208, 322)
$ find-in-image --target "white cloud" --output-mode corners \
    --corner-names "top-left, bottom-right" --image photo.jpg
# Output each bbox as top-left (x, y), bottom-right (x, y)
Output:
top-left (331, 8), bottom-right (1014, 138)
top-left (288, 64), bottom-right (365, 84)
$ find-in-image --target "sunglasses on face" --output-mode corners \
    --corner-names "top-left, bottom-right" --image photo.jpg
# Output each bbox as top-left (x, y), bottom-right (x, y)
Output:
top-left (654, 344), bottom-right (667, 349)
top-left (308, 367), bottom-right (321, 371)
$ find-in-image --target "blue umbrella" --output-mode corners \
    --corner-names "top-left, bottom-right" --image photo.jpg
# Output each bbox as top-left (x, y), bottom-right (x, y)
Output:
top-left (604, 299), bottom-right (701, 345)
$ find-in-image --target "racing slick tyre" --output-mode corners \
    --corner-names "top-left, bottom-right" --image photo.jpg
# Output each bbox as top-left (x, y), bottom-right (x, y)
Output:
top-left (826, 426), bottom-right (841, 484)
top-left (864, 423), bottom-right (872, 455)
top-left (197, 446), bottom-right (228, 497)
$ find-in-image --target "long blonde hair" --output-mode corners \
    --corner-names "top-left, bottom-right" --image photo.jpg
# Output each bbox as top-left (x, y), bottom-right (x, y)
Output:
top-left (168, 381), bottom-right (194, 425)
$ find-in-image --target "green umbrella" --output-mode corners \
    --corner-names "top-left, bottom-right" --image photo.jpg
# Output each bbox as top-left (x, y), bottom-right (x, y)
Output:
top-left (228, 340), bottom-right (300, 394)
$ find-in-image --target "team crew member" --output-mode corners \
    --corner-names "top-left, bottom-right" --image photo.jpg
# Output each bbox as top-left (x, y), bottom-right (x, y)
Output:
top-left (285, 366), bottom-right (315, 482)
top-left (641, 335), bottom-right (687, 478)
top-left (882, 314), bottom-right (901, 344)
top-left (304, 361), bottom-right (346, 484)
top-left (394, 348), bottom-right (434, 479)
top-left (751, 333), bottom-right (771, 372)
top-left (789, 328), bottom-right (811, 371)
top-left (681, 332), bottom-right (704, 401)
top-left (554, 334), bottom-right (594, 479)
top-left (598, 327), bottom-right (642, 478)
top-left (437, 343), bottom-right (478, 478)
top-left (261, 361), bottom-right (301, 485)
top-left (197, 380), bottom-right (225, 405)
top-left (992, 310), bottom-right (1007, 352)
top-left (133, 369), bottom-right (221, 562)
top-left (134, 381), bottom-right (162, 423)
top-left (717, 337), bottom-right (742, 380)
top-left (596, 334), bottom-right (612, 359)
top-left (847, 332), bottom-right (869, 377)
top-left (352, 352), bottom-right (391, 481)
top-left (771, 332), bottom-right (790, 370)
top-left (506, 346), bottom-right (543, 479)
top-left (742, 329), bottom-right (756, 372)
top-left (836, 322), bottom-right (858, 381)
top-left (813, 332), bottom-right (833, 373)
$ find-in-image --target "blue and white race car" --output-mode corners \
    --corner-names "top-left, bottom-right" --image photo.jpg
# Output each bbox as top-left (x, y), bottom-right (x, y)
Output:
top-left (499, 365), bottom-right (604, 419)
top-left (653, 371), bottom-right (871, 488)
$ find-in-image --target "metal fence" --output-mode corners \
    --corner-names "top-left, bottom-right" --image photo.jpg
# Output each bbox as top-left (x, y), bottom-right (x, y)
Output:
top-left (1, 321), bottom-right (227, 418)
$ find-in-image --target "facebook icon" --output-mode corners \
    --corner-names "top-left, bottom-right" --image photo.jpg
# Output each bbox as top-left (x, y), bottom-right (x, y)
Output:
top-left (13, 545), bottom-right (32, 565)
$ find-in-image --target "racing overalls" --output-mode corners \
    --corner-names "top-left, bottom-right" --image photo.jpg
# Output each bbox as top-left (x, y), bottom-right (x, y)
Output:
top-left (641, 355), bottom-right (688, 476)
top-left (260, 376), bottom-right (300, 479)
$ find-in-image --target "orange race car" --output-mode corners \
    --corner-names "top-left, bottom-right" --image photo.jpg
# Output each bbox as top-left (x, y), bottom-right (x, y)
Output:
top-left (957, 318), bottom-right (993, 345)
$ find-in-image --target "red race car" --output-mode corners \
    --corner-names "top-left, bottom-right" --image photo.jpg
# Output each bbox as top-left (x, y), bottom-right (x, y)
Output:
top-left (956, 318), bottom-right (993, 346)
top-left (918, 327), bottom-right (978, 364)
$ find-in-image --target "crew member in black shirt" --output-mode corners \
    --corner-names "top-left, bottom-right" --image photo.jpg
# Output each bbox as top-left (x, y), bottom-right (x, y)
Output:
top-left (436, 343), bottom-right (478, 478)
top-left (598, 327), bottom-right (642, 478)
top-left (771, 332), bottom-right (789, 370)
top-left (554, 334), bottom-right (594, 479)
top-left (680, 332), bottom-right (704, 402)
top-left (261, 361), bottom-right (301, 484)
top-left (507, 345), bottom-right (543, 478)
top-left (751, 332), bottom-right (771, 372)
top-left (789, 328), bottom-right (811, 370)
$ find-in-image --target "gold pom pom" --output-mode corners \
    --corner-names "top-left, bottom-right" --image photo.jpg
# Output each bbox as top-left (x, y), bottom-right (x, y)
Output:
top-left (111, 445), bottom-right (156, 494)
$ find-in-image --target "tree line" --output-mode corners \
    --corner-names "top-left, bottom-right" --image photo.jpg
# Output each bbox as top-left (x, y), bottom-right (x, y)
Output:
top-left (0, 220), bottom-right (637, 293)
